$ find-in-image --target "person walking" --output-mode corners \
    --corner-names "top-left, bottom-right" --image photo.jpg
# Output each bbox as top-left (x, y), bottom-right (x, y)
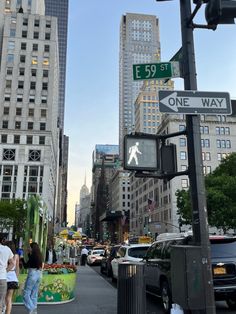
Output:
top-left (21, 242), bottom-right (43, 314)
top-left (69, 244), bottom-right (77, 265)
top-left (0, 236), bottom-right (14, 314)
top-left (5, 241), bottom-right (20, 314)
top-left (80, 246), bottom-right (89, 266)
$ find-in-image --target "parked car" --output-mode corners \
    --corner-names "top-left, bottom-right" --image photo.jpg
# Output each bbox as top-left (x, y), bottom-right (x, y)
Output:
top-left (87, 249), bottom-right (105, 266)
top-left (143, 232), bottom-right (236, 313)
top-left (100, 245), bottom-right (121, 277)
top-left (111, 244), bottom-right (151, 281)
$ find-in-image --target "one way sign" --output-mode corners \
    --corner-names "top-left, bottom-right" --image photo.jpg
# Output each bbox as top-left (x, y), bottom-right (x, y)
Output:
top-left (159, 90), bottom-right (231, 115)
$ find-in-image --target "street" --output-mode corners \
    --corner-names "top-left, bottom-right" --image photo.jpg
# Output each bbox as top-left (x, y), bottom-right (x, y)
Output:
top-left (92, 265), bottom-right (232, 314)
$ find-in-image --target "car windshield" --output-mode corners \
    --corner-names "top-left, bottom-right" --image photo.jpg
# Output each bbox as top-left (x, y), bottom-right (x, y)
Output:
top-left (211, 240), bottom-right (236, 258)
top-left (128, 247), bottom-right (149, 258)
top-left (92, 250), bottom-right (104, 255)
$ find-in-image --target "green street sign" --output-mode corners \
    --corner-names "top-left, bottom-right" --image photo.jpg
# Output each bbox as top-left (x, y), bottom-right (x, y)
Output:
top-left (133, 61), bottom-right (180, 81)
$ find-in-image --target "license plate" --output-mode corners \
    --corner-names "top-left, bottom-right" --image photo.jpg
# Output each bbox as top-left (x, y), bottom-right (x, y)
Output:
top-left (213, 266), bottom-right (226, 275)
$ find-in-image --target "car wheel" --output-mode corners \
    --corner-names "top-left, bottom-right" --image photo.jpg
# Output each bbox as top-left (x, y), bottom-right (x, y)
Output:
top-left (227, 299), bottom-right (236, 310)
top-left (161, 281), bottom-right (172, 313)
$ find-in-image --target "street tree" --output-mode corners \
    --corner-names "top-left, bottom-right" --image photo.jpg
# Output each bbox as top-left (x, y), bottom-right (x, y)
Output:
top-left (0, 199), bottom-right (27, 240)
top-left (176, 153), bottom-right (236, 232)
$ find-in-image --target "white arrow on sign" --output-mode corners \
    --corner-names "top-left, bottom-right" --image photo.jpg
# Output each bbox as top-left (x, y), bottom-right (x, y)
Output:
top-left (160, 92), bottom-right (228, 112)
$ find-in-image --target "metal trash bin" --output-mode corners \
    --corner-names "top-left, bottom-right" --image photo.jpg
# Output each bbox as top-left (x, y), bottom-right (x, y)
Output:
top-left (117, 262), bottom-right (146, 314)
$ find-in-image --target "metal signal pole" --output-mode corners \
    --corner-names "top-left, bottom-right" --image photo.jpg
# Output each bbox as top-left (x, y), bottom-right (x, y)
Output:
top-left (179, 0), bottom-right (215, 313)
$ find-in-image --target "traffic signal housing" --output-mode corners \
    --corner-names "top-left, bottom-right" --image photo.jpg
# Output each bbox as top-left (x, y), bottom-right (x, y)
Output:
top-left (205, 0), bottom-right (236, 26)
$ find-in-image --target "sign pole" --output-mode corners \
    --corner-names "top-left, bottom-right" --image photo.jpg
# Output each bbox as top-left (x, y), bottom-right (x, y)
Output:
top-left (180, 0), bottom-right (215, 313)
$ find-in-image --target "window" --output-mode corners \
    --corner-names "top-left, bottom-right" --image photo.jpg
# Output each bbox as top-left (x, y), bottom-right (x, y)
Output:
top-left (22, 30), bottom-right (27, 38)
top-left (42, 82), bottom-right (48, 91)
top-left (6, 67), bottom-right (13, 75)
top-left (10, 28), bottom-right (16, 37)
top-left (15, 121), bottom-right (21, 129)
top-left (21, 42), bottom-right (26, 50)
top-left (14, 135), bottom-right (20, 144)
top-left (4, 94), bottom-right (10, 101)
top-left (179, 125), bottom-right (185, 131)
top-left (34, 19), bottom-right (39, 27)
top-left (41, 96), bottom-right (47, 104)
top-left (29, 96), bottom-right (35, 103)
top-left (33, 32), bottom-right (39, 39)
top-left (32, 43), bottom-right (38, 51)
top-left (7, 54), bottom-right (14, 63)
top-left (28, 108), bottom-right (34, 116)
top-left (46, 20), bottom-right (51, 28)
top-left (41, 109), bottom-right (47, 118)
top-left (27, 136), bottom-right (33, 144)
top-left (30, 82), bottom-right (36, 90)
top-left (17, 95), bottom-right (23, 102)
top-left (39, 136), bottom-right (45, 145)
top-left (3, 107), bottom-right (9, 115)
top-left (20, 55), bottom-right (26, 63)
top-left (181, 179), bottom-right (188, 188)
top-left (16, 108), bottom-right (22, 116)
top-left (44, 45), bottom-right (50, 52)
top-left (31, 69), bottom-right (37, 77)
top-left (43, 70), bottom-right (48, 78)
top-left (29, 150), bottom-right (41, 162)
top-left (43, 58), bottom-right (49, 66)
top-left (28, 122), bottom-right (34, 130)
top-left (179, 138), bottom-right (186, 147)
top-left (40, 123), bottom-right (46, 131)
top-left (1, 134), bottom-right (7, 143)
top-left (45, 33), bottom-right (50, 40)
top-left (226, 140), bottom-right (231, 148)
top-left (18, 81), bottom-right (24, 89)
top-left (6, 80), bottom-right (12, 89)
top-left (8, 41), bottom-right (15, 49)
top-left (180, 151), bottom-right (187, 160)
top-left (3, 149), bottom-right (15, 161)
top-left (225, 127), bottom-right (230, 135)
top-left (31, 57), bottom-right (38, 65)
top-left (23, 18), bottom-right (28, 26)
top-left (19, 68), bottom-right (25, 76)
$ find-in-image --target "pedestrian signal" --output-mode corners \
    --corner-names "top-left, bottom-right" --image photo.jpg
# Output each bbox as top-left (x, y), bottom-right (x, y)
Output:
top-left (123, 134), bottom-right (159, 171)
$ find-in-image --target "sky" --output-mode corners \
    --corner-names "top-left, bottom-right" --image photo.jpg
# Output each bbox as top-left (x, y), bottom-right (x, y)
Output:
top-left (64, 0), bottom-right (236, 225)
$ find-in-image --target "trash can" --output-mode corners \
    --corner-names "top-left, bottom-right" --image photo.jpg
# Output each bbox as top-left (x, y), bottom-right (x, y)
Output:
top-left (117, 262), bottom-right (146, 314)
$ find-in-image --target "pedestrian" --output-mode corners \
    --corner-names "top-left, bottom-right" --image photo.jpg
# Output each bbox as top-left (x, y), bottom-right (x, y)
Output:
top-left (0, 236), bottom-right (14, 314)
top-left (69, 244), bottom-right (77, 265)
top-left (21, 242), bottom-right (43, 314)
top-left (45, 244), bottom-right (57, 264)
top-left (5, 241), bottom-right (20, 314)
top-left (80, 246), bottom-right (89, 266)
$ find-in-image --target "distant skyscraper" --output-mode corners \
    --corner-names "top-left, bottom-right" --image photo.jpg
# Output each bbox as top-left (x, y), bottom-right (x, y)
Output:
top-left (45, 0), bottom-right (68, 128)
top-left (119, 13), bottom-right (160, 158)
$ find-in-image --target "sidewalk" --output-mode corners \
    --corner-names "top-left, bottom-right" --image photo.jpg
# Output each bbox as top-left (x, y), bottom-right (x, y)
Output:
top-left (12, 265), bottom-right (117, 314)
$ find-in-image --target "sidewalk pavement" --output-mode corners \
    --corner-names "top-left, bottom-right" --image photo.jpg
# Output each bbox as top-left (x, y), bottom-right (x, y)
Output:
top-left (12, 265), bottom-right (117, 314)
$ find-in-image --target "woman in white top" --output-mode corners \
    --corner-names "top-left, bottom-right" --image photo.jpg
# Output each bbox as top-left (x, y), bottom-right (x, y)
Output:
top-left (5, 241), bottom-right (19, 314)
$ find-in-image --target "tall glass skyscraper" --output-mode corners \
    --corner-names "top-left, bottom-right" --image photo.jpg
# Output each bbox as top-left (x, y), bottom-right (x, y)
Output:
top-left (45, 0), bottom-right (69, 128)
top-left (119, 13), bottom-right (160, 158)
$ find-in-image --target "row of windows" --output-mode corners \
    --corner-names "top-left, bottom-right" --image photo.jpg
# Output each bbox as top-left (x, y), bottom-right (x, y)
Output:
top-left (1, 121), bottom-right (46, 131)
top-left (10, 27), bottom-right (51, 40)
top-left (1, 134), bottom-right (45, 145)
top-left (7, 54), bottom-right (49, 66)
top-left (2, 149), bottom-right (41, 161)
top-left (179, 125), bottom-right (230, 134)
top-left (2, 108), bottom-right (47, 117)
top-left (180, 151), bottom-right (212, 161)
top-left (6, 67), bottom-right (48, 78)
top-left (8, 41), bottom-right (50, 53)
top-left (5, 80), bottom-right (49, 91)
top-left (4, 94), bottom-right (47, 104)
top-left (179, 138), bottom-right (231, 149)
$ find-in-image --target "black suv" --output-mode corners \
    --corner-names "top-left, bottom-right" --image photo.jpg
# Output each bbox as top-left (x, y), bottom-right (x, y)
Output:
top-left (143, 233), bottom-right (236, 312)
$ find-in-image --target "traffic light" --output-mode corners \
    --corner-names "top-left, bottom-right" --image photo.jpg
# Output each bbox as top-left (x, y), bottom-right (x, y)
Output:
top-left (205, 0), bottom-right (236, 26)
top-left (123, 134), bottom-right (160, 171)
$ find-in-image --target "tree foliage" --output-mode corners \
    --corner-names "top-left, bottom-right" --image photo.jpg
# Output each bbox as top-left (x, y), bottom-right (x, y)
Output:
top-left (0, 199), bottom-right (27, 239)
top-left (176, 153), bottom-right (236, 232)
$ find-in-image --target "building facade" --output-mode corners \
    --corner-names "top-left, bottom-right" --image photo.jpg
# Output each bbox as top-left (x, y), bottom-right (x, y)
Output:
top-left (119, 13), bottom-right (160, 159)
top-left (0, 1), bottom-right (59, 220)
